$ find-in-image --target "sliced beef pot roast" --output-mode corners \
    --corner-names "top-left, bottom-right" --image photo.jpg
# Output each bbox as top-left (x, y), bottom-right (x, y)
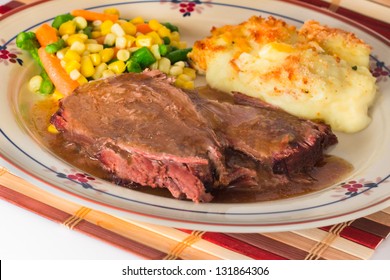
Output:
top-left (51, 71), bottom-right (337, 202)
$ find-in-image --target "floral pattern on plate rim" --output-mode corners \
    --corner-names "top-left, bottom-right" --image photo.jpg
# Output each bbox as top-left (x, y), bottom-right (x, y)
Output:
top-left (160, 0), bottom-right (213, 17)
top-left (0, 1), bottom-right (389, 214)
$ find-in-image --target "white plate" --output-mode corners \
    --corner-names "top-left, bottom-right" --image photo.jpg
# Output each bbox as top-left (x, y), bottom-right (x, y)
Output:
top-left (1, 0), bottom-right (389, 232)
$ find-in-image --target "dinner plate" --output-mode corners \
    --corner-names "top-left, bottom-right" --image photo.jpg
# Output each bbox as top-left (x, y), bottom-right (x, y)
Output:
top-left (1, 0), bottom-right (389, 232)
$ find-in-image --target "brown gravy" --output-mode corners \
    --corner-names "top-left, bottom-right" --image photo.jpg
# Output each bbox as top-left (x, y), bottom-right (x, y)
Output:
top-left (27, 91), bottom-right (353, 203)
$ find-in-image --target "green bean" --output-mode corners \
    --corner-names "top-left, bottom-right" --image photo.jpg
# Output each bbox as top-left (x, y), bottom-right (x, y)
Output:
top-left (162, 22), bottom-right (179, 33)
top-left (52, 13), bottom-right (74, 29)
top-left (45, 39), bottom-right (66, 54)
top-left (130, 47), bottom-right (156, 69)
top-left (126, 60), bottom-right (142, 73)
top-left (162, 36), bottom-right (170, 45)
top-left (165, 48), bottom-right (192, 64)
top-left (158, 44), bottom-right (173, 56)
top-left (39, 71), bottom-right (54, 94)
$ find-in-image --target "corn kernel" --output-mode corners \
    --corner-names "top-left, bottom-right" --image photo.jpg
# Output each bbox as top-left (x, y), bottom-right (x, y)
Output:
top-left (92, 20), bottom-right (103, 28)
top-left (80, 55), bottom-right (95, 77)
top-left (174, 61), bottom-right (186, 68)
top-left (157, 26), bottom-right (171, 38)
top-left (67, 34), bottom-right (88, 45)
top-left (28, 75), bottom-right (42, 93)
top-left (85, 39), bottom-right (98, 44)
top-left (64, 49), bottom-right (81, 62)
top-left (129, 46), bottom-right (140, 53)
top-left (64, 60), bottom-right (81, 73)
top-left (91, 31), bottom-right (102, 39)
top-left (92, 63), bottom-right (108, 80)
top-left (175, 78), bottom-right (194, 90)
top-left (124, 35), bottom-right (136, 48)
top-left (77, 75), bottom-right (89, 85)
top-left (183, 67), bottom-right (196, 80)
top-left (177, 73), bottom-right (192, 82)
top-left (178, 41), bottom-right (187, 49)
top-left (170, 31), bottom-right (180, 42)
top-left (148, 19), bottom-right (162, 31)
top-left (69, 69), bottom-right (81, 80)
top-left (104, 8), bottom-right (120, 16)
top-left (115, 36), bottom-right (127, 49)
top-left (70, 41), bottom-right (86, 54)
top-left (101, 20), bottom-right (114, 35)
top-left (111, 23), bottom-right (125, 37)
top-left (61, 34), bottom-right (69, 43)
top-left (86, 43), bottom-right (104, 53)
top-left (108, 60), bottom-right (126, 74)
top-left (149, 61), bottom-right (159, 70)
top-left (169, 65), bottom-right (183, 76)
top-left (146, 31), bottom-right (163, 45)
top-left (183, 81), bottom-right (194, 90)
top-left (158, 57), bottom-right (171, 74)
top-left (104, 33), bottom-right (116, 46)
top-left (81, 50), bottom-right (90, 57)
top-left (48, 124), bottom-right (59, 134)
top-left (59, 21), bottom-right (77, 36)
top-left (73, 16), bottom-right (88, 30)
top-left (56, 48), bottom-right (68, 60)
top-left (102, 69), bottom-right (115, 78)
top-left (135, 34), bottom-right (152, 47)
top-left (116, 49), bottom-right (130, 61)
top-left (121, 21), bottom-right (137, 35)
top-left (131, 16), bottom-right (144, 24)
top-left (100, 48), bottom-right (115, 63)
top-left (51, 90), bottom-right (64, 100)
top-left (90, 53), bottom-right (101, 66)
top-left (170, 40), bottom-right (180, 49)
top-left (150, 44), bottom-right (161, 60)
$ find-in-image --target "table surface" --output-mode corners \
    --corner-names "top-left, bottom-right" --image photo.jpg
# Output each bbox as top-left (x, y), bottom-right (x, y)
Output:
top-left (0, 0), bottom-right (389, 260)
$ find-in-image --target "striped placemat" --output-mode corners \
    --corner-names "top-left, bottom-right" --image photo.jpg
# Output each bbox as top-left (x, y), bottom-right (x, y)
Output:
top-left (1, 0), bottom-right (389, 260)
top-left (1, 166), bottom-right (389, 260)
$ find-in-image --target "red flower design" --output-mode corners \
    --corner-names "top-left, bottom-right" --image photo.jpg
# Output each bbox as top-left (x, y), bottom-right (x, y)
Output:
top-left (0, 39), bottom-right (23, 65)
top-left (67, 173), bottom-right (95, 183)
top-left (341, 180), bottom-right (363, 193)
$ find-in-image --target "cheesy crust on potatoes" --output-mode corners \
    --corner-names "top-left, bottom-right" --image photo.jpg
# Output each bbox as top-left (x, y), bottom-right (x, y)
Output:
top-left (188, 16), bottom-right (377, 133)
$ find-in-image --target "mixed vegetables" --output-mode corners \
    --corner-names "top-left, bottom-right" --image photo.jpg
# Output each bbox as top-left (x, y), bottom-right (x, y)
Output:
top-left (16, 8), bottom-right (196, 97)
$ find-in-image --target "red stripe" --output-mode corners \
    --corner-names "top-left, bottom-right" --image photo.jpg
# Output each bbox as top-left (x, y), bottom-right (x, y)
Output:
top-left (0, 1), bottom-right (24, 14)
top-left (340, 226), bottom-right (383, 249)
top-left (293, 0), bottom-right (390, 39)
top-left (180, 229), bottom-right (285, 259)
top-left (202, 232), bottom-right (286, 260)
top-left (351, 218), bottom-right (390, 238)
top-left (320, 224), bottom-right (384, 249)
top-left (226, 233), bottom-right (311, 260)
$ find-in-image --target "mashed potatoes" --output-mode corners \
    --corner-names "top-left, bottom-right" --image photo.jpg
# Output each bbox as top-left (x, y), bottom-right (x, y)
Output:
top-left (188, 16), bottom-right (377, 133)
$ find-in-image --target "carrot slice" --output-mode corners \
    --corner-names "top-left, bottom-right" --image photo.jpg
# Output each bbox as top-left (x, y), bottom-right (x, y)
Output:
top-left (71, 9), bottom-right (119, 22)
top-left (38, 47), bottom-right (79, 96)
top-left (136, 23), bottom-right (153, 34)
top-left (35, 23), bottom-right (58, 47)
